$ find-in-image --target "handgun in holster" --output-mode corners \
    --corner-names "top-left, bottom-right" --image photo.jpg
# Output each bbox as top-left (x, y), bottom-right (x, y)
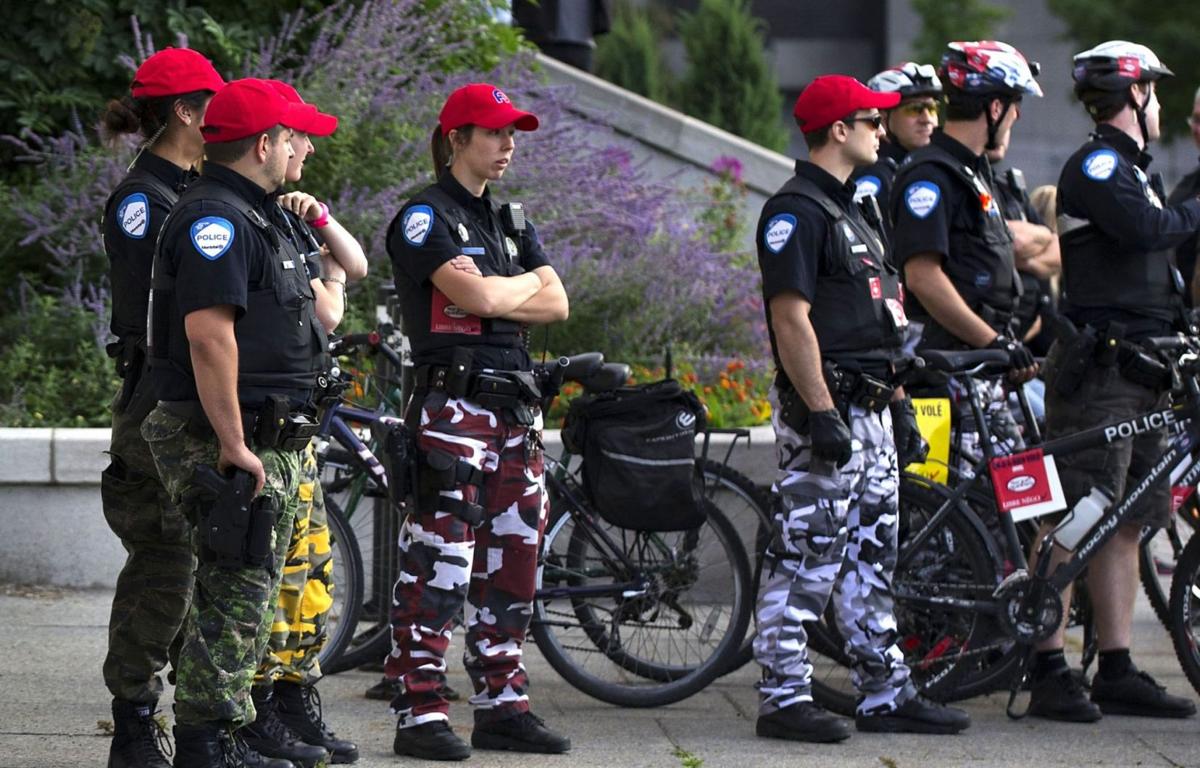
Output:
top-left (1050, 315), bottom-right (1097, 397)
top-left (776, 382), bottom-right (811, 434)
top-left (106, 340), bottom-right (146, 414)
top-left (191, 465), bottom-right (275, 570)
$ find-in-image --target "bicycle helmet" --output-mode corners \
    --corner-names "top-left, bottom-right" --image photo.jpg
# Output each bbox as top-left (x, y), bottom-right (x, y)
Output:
top-left (940, 41), bottom-right (1042, 150)
top-left (1072, 41), bottom-right (1172, 143)
top-left (868, 62), bottom-right (943, 99)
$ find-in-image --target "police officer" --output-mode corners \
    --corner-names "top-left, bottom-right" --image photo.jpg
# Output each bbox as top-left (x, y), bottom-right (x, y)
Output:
top-left (987, 151), bottom-right (1059, 356)
top-left (852, 62), bottom-right (943, 220)
top-left (99, 47), bottom-right (224, 768)
top-left (140, 78), bottom-right (328, 768)
top-left (1168, 85), bottom-right (1200, 305)
top-left (1030, 41), bottom-right (1200, 723)
top-left (242, 79), bottom-right (363, 767)
top-left (385, 83), bottom-right (570, 761)
top-left (891, 41), bottom-right (1043, 466)
top-left (752, 74), bottom-right (969, 743)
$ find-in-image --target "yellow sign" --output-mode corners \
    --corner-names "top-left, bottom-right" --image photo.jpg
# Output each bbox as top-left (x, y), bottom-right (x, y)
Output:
top-left (906, 397), bottom-right (951, 484)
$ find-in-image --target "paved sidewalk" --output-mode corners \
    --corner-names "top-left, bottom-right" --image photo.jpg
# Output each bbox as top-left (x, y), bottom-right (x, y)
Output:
top-left (1, 584), bottom-right (1198, 768)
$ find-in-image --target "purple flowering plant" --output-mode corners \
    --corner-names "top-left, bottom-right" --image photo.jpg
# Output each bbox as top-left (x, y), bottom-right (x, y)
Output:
top-left (2, 0), bottom-right (768, 425)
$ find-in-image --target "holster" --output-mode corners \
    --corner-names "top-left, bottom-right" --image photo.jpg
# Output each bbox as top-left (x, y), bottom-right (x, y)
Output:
top-left (1050, 317), bottom-right (1097, 397)
top-left (1118, 345), bottom-right (1172, 391)
top-left (107, 340), bottom-right (145, 415)
top-left (189, 465), bottom-right (275, 570)
top-left (823, 362), bottom-right (894, 414)
top-left (371, 417), bottom-right (418, 509)
top-left (776, 384), bottom-right (811, 434)
top-left (418, 448), bottom-right (485, 527)
top-left (254, 395), bottom-right (318, 451)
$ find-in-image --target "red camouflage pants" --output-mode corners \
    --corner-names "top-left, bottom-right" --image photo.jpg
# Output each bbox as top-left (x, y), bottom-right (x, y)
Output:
top-left (386, 391), bottom-right (547, 727)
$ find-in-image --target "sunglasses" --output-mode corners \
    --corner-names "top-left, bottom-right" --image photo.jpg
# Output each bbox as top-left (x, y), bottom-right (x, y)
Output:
top-left (897, 101), bottom-right (940, 118)
top-left (842, 114), bottom-right (884, 130)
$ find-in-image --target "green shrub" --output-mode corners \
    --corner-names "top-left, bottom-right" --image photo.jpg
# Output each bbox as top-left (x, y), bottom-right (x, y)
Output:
top-left (595, 1), bottom-right (669, 102)
top-left (675, 0), bottom-right (787, 152)
top-left (0, 295), bottom-right (117, 427)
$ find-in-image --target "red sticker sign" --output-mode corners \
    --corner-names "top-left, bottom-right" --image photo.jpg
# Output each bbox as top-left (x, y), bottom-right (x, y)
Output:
top-left (988, 448), bottom-right (1067, 521)
top-left (430, 289), bottom-right (481, 335)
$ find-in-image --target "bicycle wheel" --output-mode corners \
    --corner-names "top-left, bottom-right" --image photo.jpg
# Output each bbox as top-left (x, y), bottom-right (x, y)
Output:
top-left (694, 459), bottom-right (773, 676)
top-left (531, 495), bottom-right (752, 707)
top-left (1168, 533), bottom-right (1200, 697)
top-left (1141, 499), bottom-right (1200, 629)
top-left (318, 476), bottom-right (401, 675)
top-left (807, 478), bottom-right (1012, 715)
top-left (315, 499), bottom-right (365, 670)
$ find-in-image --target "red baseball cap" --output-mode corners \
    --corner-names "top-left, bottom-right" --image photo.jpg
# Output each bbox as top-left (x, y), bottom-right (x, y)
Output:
top-left (263, 80), bottom-right (339, 137)
top-left (130, 47), bottom-right (225, 99)
top-left (201, 78), bottom-right (307, 143)
top-left (438, 83), bottom-right (539, 135)
top-left (793, 75), bottom-right (901, 132)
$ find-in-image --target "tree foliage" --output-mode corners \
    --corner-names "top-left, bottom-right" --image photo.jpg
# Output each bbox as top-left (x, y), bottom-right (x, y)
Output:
top-left (1047, 0), bottom-right (1200, 141)
top-left (594, 0), bottom-right (668, 102)
top-left (910, 0), bottom-right (1009, 68)
top-left (675, 0), bottom-right (787, 152)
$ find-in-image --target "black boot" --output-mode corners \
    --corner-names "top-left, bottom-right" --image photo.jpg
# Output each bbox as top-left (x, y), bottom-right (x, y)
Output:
top-left (755, 702), bottom-right (851, 743)
top-left (240, 688), bottom-right (328, 768)
top-left (393, 720), bottom-right (471, 761)
top-left (274, 681), bottom-right (359, 764)
top-left (229, 729), bottom-right (297, 768)
top-left (172, 724), bottom-right (230, 768)
top-left (110, 699), bottom-right (173, 768)
top-left (856, 695), bottom-right (971, 734)
top-left (471, 711), bottom-right (571, 754)
top-left (1029, 668), bottom-right (1103, 722)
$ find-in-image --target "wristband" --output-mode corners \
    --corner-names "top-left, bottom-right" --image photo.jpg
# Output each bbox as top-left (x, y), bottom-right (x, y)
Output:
top-left (309, 202), bottom-right (330, 229)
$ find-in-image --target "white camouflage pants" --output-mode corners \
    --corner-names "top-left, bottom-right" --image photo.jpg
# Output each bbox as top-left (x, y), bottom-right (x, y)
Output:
top-left (753, 387), bottom-right (915, 716)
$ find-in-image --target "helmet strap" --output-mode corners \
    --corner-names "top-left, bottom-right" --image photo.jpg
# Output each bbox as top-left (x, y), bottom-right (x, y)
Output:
top-left (1131, 83), bottom-right (1152, 147)
top-left (986, 98), bottom-right (1012, 152)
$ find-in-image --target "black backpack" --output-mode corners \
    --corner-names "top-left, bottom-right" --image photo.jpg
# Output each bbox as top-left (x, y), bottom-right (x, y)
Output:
top-left (562, 379), bottom-right (707, 531)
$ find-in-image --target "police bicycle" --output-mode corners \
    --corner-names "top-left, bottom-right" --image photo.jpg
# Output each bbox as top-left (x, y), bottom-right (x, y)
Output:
top-left (312, 336), bottom-right (767, 706)
top-left (799, 339), bottom-right (1200, 717)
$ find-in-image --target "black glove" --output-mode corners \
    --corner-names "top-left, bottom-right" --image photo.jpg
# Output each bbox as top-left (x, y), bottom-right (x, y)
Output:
top-left (809, 409), bottom-right (854, 468)
top-left (890, 397), bottom-right (928, 467)
top-left (989, 333), bottom-right (1036, 371)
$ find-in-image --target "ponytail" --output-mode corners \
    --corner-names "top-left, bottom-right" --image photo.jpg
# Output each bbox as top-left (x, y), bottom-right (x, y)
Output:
top-left (101, 90), bottom-right (212, 143)
top-left (429, 124), bottom-right (475, 179)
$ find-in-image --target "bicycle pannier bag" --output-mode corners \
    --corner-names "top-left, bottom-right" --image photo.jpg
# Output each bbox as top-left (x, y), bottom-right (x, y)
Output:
top-left (562, 379), bottom-right (706, 531)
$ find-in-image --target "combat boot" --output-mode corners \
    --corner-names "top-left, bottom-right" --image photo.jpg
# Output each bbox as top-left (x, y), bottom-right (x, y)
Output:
top-left (393, 720), bottom-right (471, 761)
top-left (110, 699), bottom-right (172, 768)
top-left (471, 711), bottom-right (571, 754)
top-left (240, 688), bottom-right (328, 768)
top-left (274, 681), bottom-right (359, 763)
top-left (172, 724), bottom-right (228, 768)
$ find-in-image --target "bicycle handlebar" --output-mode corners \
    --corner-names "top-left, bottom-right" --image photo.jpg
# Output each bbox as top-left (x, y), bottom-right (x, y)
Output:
top-left (329, 331), bottom-right (405, 371)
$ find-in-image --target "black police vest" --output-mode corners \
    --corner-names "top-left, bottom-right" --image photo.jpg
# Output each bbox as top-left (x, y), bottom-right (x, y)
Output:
top-left (147, 181), bottom-right (329, 398)
top-left (776, 176), bottom-right (905, 360)
top-left (103, 169), bottom-right (181, 344)
top-left (387, 183), bottom-right (526, 362)
top-left (896, 145), bottom-right (1020, 340)
top-left (275, 206), bottom-right (323, 280)
top-left (1059, 150), bottom-right (1183, 325)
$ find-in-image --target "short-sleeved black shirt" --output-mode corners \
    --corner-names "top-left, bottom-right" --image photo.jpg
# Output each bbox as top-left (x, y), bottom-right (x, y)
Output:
top-left (757, 160), bottom-right (852, 369)
top-left (890, 130), bottom-right (987, 269)
top-left (103, 152), bottom-right (194, 341)
top-left (389, 172), bottom-right (550, 370)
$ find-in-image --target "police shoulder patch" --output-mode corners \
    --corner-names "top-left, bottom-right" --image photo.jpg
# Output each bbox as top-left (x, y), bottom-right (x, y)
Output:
top-left (853, 175), bottom-right (882, 203)
top-left (763, 213), bottom-right (797, 254)
top-left (904, 181), bottom-right (941, 219)
top-left (403, 204), bottom-right (434, 246)
top-left (117, 192), bottom-right (150, 239)
top-left (189, 216), bottom-right (235, 261)
top-left (1082, 149), bottom-right (1118, 181)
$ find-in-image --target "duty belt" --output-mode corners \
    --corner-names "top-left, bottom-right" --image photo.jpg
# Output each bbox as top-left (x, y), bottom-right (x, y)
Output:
top-left (160, 400), bottom-right (317, 452)
top-left (414, 364), bottom-right (542, 426)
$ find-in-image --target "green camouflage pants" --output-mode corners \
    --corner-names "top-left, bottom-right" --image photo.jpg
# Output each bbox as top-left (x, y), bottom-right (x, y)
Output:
top-left (141, 404), bottom-right (301, 727)
top-left (256, 441), bottom-right (334, 686)
top-left (102, 389), bottom-right (195, 703)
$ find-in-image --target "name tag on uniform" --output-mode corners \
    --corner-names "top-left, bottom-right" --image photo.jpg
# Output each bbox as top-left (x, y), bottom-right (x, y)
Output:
top-left (282, 260), bottom-right (295, 269)
top-left (851, 244), bottom-right (869, 254)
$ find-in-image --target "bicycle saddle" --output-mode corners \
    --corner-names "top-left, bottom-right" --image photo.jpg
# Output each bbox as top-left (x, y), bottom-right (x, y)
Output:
top-left (582, 363), bottom-right (632, 393)
top-left (559, 352), bottom-right (605, 383)
top-left (918, 348), bottom-right (1010, 375)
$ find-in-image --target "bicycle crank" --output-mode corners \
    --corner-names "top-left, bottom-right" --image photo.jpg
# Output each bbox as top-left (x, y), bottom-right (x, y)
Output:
top-left (993, 570), bottom-right (1063, 644)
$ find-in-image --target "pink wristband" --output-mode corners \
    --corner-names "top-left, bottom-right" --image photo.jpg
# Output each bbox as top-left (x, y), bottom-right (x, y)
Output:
top-left (309, 202), bottom-right (330, 229)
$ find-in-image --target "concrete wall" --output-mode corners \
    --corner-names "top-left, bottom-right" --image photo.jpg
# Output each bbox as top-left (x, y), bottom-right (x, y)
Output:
top-left (0, 426), bottom-right (777, 587)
